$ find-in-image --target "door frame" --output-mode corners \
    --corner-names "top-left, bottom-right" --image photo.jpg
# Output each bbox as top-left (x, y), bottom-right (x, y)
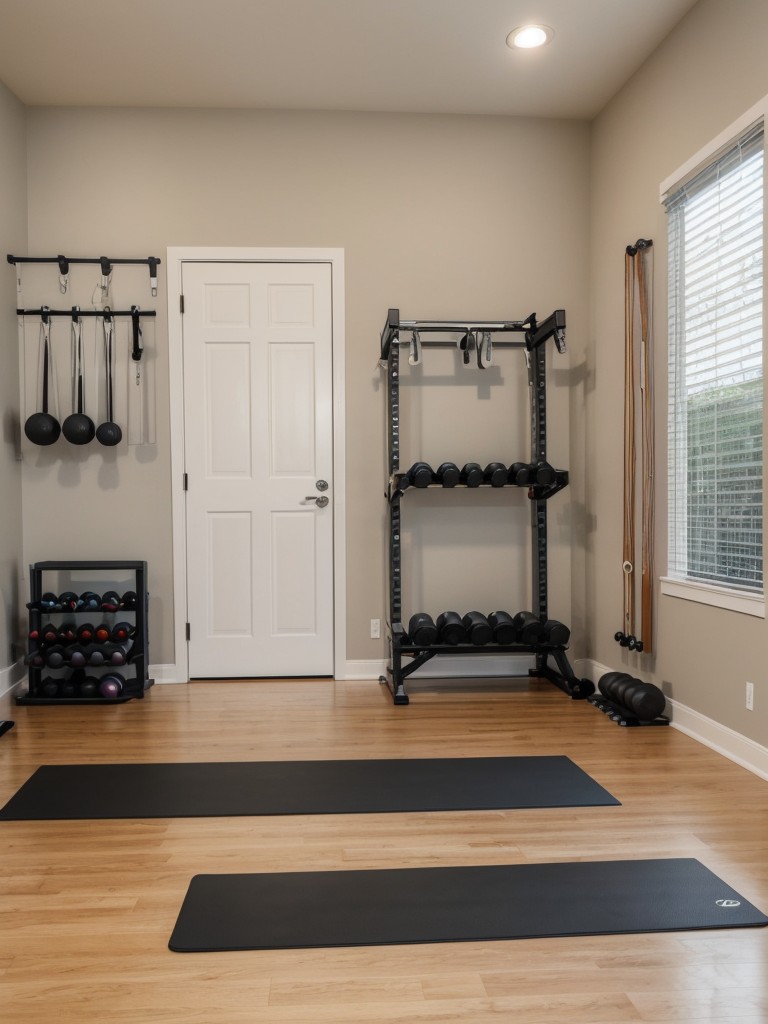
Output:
top-left (167, 246), bottom-right (346, 683)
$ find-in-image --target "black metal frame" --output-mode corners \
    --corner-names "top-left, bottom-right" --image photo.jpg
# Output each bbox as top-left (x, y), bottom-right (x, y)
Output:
top-left (379, 308), bottom-right (586, 704)
top-left (18, 560), bottom-right (154, 705)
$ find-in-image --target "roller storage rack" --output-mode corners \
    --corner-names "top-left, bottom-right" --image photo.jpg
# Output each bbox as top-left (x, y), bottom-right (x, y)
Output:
top-left (379, 308), bottom-right (592, 705)
top-left (19, 560), bottom-right (153, 704)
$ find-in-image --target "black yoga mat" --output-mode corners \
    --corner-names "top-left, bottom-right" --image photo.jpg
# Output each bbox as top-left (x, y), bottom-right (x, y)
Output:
top-left (169, 858), bottom-right (768, 952)
top-left (0, 756), bottom-right (618, 820)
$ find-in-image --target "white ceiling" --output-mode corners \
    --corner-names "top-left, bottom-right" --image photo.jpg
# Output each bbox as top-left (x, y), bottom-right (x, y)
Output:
top-left (0, 0), bottom-right (700, 119)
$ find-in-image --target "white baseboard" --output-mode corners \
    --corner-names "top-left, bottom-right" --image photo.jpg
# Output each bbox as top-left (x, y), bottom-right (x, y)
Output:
top-left (343, 660), bottom-right (387, 680)
top-left (149, 664), bottom-right (186, 684)
top-left (580, 658), bottom-right (768, 783)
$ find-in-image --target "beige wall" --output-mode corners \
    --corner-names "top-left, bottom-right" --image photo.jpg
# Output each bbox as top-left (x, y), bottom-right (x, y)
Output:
top-left (589, 0), bottom-right (768, 742)
top-left (20, 108), bottom-right (590, 668)
top-left (0, 80), bottom-right (26, 687)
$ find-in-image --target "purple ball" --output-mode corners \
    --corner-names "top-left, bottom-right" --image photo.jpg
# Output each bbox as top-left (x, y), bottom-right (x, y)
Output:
top-left (99, 678), bottom-right (122, 699)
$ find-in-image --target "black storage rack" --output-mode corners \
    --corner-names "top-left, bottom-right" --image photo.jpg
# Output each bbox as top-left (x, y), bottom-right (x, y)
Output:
top-left (18, 560), bottom-right (153, 704)
top-left (378, 308), bottom-right (591, 705)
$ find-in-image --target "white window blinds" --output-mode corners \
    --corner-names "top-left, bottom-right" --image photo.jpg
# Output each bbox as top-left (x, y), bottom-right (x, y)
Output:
top-left (665, 120), bottom-right (764, 591)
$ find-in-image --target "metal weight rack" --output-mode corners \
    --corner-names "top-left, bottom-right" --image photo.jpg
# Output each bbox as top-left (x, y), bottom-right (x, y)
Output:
top-left (378, 308), bottom-right (593, 705)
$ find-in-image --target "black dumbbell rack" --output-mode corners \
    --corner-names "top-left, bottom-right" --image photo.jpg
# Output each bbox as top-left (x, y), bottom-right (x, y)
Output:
top-left (379, 308), bottom-right (590, 705)
top-left (18, 560), bottom-right (153, 705)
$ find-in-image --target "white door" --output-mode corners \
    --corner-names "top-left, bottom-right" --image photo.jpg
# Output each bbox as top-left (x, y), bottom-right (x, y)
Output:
top-left (181, 261), bottom-right (334, 678)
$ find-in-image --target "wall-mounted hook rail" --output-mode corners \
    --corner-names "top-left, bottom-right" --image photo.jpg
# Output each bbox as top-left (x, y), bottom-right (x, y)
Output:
top-left (16, 308), bottom-right (157, 319)
top-left (7, 255), bottom-right (162, 295)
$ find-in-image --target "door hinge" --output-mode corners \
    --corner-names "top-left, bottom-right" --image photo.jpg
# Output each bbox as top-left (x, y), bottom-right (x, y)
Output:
top-left (180, 294), bottom-right (185, 314)
top-left (186, 622), bottom-right (191, 641)
top-left (183, 472), bottom-right (188, 491)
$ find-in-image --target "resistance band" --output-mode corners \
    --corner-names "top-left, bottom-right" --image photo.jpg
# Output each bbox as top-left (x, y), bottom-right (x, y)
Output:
top-left (617, 239), bottom-right (654, 654)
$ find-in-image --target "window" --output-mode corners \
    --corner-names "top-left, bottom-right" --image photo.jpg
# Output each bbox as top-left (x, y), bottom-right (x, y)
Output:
top-left (664, 119), bottom-right (764, 599)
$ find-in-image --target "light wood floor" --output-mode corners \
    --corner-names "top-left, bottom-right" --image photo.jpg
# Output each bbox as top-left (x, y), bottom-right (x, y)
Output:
top-left (0, 676), bottom-right (766, 1023)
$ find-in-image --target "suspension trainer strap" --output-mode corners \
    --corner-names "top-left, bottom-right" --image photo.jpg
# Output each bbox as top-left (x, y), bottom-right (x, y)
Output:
top-left (622, 249), bottom-right (636, 640)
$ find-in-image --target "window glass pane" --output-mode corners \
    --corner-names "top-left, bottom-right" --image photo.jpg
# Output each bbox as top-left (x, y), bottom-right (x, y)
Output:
top-left (665, 121), bottom-right (764, 591)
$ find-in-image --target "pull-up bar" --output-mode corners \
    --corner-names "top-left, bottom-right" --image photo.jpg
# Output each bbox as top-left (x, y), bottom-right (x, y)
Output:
top-left (380, 308), bottom-right (566, 360)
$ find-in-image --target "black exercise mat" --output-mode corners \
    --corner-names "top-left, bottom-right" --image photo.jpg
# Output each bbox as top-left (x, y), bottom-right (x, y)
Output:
top-left (0, 756), bottom-right (618, 820)
top-left (169, 858), bottom-right (768, 952)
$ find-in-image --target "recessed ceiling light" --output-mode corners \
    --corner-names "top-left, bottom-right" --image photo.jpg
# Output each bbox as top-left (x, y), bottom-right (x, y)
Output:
top-left (506, 25), bottom-right (554, 49)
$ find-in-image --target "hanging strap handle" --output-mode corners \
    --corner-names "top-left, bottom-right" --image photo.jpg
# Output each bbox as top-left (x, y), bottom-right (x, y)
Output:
top-left (131, 305), bottom-right (143, 362)
top-left (57, 255), bottom-right (69, 294)
top-left (41, 307), bottom-right (51, 413)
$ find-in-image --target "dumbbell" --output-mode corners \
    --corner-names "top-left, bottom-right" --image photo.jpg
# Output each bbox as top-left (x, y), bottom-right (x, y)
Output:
top-left (40, 678), bottom-right (60, 698)
top-left (44, 645), bottom-right (68, 668)
top-left (614, 631), bottom-right (644, 652)
top-left (531, 461), bottom-right (557, 486)
top-left (462, 611), bottom-right (493, 645)
top-left (435, 462), bottom-right (460, 487)
top-left (460, 463), bottom-right (484, 487)
top-left (93, 622), bottom-right (112, 644)
top-left (60, 678), bottom-right (78, 699)
top-left (79, 591), bottom-right (101, 611)
top-left (483, 462), bottom-right (507, 487)
top-left (38, 592), bottom-right (60, 611)
top-left (77, 622), bottom-right (96, 642)
top-left (513, 611), bottom-right (545, 643)
top-left (111, 621), bottom-right (135, 642)
top-left (406, 462), bottom-right (434, 487)
top-left (540, 620), bottom-right (570, 646)
top-left (620, 679), bottom-right (665, 720)
top-left (58, 621), bottom-right (77, 643)
top-left (488, 610), bottom-right (517, 644)
top-left (101, 591), bottom-right (121, 612)
top-left (58, 591), bottom-right (80, 611)
top-left (67, 644), bottom-right (89, 668)
top-left (83, 644), bottom-right (106, 666)
top-left (103, 642), bottom-right (131, 666)
top-left (508, 462), bottom-right (532, 485)
top-left (99, 673), bottom-right (125, 698)
top-left (597, 671), bottom-right (632, 700)
top-left (121, 591), bottom-right (137, 610)
top-left (436, 611), bottom-right (468, 645)
top-left (599, 672), bottom-right (665, 721)
top-left (39, 622), bottom-right (60, 644)
top-left (79, 677), bottom-right (100, 699)
top-left (408, 613), bottom-right (438, 646)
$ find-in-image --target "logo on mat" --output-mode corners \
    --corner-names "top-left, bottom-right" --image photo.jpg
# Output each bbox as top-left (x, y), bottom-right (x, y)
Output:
top-left (716, 899), bottom-right (741, 908)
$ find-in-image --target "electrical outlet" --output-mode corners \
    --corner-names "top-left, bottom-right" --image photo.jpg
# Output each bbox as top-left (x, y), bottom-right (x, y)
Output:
top-left (746, 681), bottom-right (754, 711)
top-left (370, 618), bottom-right (381, 639)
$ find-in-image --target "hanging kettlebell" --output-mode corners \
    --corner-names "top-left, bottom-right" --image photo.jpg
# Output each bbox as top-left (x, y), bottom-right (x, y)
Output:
top-left (62, 308), bottom-right (96, 445)
top-left (24, 310), bottom-right (62, 446)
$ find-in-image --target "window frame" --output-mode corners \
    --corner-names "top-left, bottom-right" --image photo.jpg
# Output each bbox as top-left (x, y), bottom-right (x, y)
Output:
top-left (659, 96), bottom-right (767, 617)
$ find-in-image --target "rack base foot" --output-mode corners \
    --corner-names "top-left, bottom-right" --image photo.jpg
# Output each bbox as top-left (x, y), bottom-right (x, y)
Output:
top-left (380, 674), bottom-right (410, 705)
top-left (0, 720), bottom-right (14, 738)
top-left (588, 693), bottom-right (669, 727)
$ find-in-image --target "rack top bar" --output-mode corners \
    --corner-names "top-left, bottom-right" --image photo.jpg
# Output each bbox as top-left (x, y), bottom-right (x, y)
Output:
top-left (396, 319), bottom-right (529, 331)
top-left (380, 307), bottom-right (566, 359)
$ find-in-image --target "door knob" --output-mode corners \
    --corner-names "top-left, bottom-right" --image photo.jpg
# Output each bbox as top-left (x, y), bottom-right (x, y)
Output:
top-left (301, 495), bottom-right (329, 508)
